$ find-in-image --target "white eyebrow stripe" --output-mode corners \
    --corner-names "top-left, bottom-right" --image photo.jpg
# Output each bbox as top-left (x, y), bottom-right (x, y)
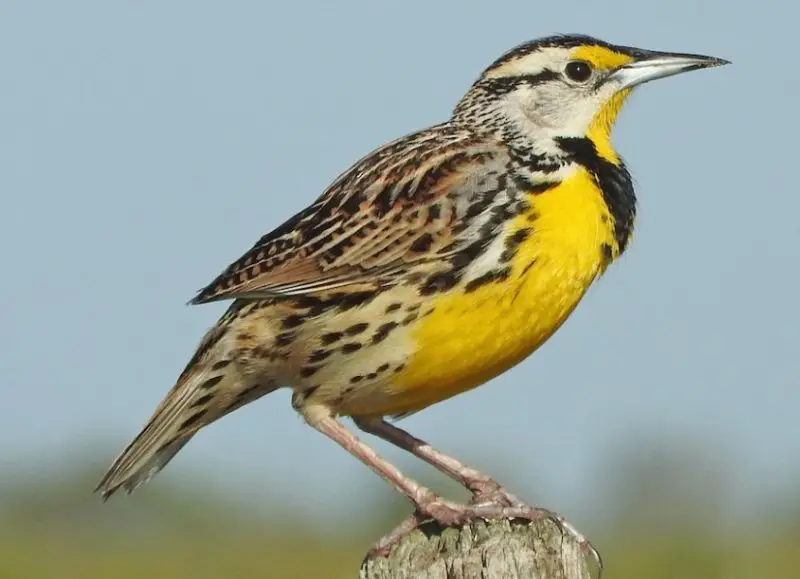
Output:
top-left (483, 47), bottom-right (570, 79)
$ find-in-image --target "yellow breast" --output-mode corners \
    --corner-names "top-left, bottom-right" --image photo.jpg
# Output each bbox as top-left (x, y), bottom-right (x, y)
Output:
top-left (385, 168), bottom-right (618, 415)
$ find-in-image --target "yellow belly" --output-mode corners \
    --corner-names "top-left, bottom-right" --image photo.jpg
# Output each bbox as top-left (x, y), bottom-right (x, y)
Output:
top-left (384, 169), bottom-right (619, 415)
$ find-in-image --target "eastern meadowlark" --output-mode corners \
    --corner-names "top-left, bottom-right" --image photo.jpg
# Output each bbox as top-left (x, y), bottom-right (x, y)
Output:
top-left (96, 34), bottom-right (728, 562)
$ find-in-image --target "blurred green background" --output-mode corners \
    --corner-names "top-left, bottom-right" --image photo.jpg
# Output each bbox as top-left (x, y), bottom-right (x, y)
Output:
top-left (2, 437), bottom-right (799, 578)
top-left (3, 1), bottom-right (799, 578)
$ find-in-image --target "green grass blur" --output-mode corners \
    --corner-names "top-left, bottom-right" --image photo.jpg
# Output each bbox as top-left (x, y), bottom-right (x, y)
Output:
top-left (3, 440), bottom-right (799, 579)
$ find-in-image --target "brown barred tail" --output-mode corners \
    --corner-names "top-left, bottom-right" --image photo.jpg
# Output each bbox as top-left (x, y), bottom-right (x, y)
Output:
top-left (95, 362), bottom-right (277, 499)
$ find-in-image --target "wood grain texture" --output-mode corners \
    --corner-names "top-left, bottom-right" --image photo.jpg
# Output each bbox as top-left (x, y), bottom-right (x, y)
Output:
top-left (359, 518), bottom-right (593, 579)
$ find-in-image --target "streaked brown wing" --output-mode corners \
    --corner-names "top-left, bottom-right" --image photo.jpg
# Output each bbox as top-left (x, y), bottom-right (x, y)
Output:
top-left (189, 125), bottom-right (504, 305)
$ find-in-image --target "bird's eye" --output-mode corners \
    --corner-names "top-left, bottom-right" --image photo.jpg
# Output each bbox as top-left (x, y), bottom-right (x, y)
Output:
top-left (564, 60), bottom-right (593, 83)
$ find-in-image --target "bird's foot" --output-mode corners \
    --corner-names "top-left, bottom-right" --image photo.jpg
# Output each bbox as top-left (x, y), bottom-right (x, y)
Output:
top-left (368, 492), bottom-right (602, 576)
top-left (465, 482), bottom-right (600, 570)
top-left (466, 479), bottom-right (526, 508)
top-left (465, 501), bottom-right (603, 575)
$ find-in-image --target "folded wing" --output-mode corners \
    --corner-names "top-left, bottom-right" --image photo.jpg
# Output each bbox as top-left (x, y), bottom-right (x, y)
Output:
top-left (189, 126), bottom-right (506, 305)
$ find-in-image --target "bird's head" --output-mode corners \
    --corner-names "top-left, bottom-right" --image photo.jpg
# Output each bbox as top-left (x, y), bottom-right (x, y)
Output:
top-left (453, 34), bottom-right (729, 163)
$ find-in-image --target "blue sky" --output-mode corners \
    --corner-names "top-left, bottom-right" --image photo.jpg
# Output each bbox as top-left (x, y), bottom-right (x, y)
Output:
top-left (2, 1), bottom-right (797, 525)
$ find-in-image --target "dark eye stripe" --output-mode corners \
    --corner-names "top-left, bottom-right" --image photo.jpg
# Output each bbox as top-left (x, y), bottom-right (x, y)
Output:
top-left (480, 69), bottom-right (560, 94)
top-left (520, 69), bottom-right (561, 85)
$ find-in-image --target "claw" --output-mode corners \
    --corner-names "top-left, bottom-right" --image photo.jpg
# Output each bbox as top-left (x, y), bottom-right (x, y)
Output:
top-left (545, 511), bottom-right (603, 577)
top-left (368, 512), bottom-right (426, 557)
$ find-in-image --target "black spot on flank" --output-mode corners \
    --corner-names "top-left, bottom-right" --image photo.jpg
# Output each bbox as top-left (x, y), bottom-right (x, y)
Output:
top-left (350, 375), bottom-right (364, 384)
top-left (427, 205), bottom-right (441, 221)
top-left (410, 233), bottom-right (434, 253)
top-left (507, 228), bottom-right (531, 246)
top-left (275, 332), bottom-right (296, 347)
top-left (341, 342), bottom-right (362, 354)
top-left (180, 411), bottom-right (206, 431)
top-left (419, 271), bottom-right (459, 295)
top-left (372, 322), bottom-right (399, 344)
top-left (401, 312), bottom-right (418, 326)
top-left (394, 364), bottom-right (406, 373)
top-left (211, 360), bottom-right (231, 371)
top-left (254, 345), bottom-right (285, 361)
top-left (191, 393), bottom-right (214, 408)
top-left (321, 332), bottom-right (343, 345)
top-left (385, 303), bottom-right (402, 314)
top-left (281, 314), bottom-right (305, 329)
top-left (300, 366), bottom-right (319, 378)
top-left (329, 291), bottom-right (375, 311)
top-left (308, 349), bottom-right (332, 364)
top-left (377, 363), bottom-right (390, 373)
top-left (464, 268), bottom-right (510, 293)
top-left (345, 322), bottom-right (369, 336)
top-left (500, 228), bottom-right (531, 262)
top-left (200, 375), bottom-right (224, 390)
top-left (366, 372), bottom-right (378, 380)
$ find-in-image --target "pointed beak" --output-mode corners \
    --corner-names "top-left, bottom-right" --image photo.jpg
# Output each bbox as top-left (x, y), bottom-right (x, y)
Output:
top-left (606, 50), bottom-right (730, 90)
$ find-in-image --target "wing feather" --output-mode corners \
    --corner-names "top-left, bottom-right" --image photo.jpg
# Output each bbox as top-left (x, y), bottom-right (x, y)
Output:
top-left (189, 125), bottom-right (506, 304)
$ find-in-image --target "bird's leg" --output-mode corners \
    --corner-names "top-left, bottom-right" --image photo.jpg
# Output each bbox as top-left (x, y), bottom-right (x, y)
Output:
top-left (353, 417), bottom-right (602, 569)
top-left (303, 410), bottom-right (435, 508)
top-left (302, 408), bottom-right (599, 566)
top-left (299, 406), bottom-right (482, 553)
top-left (353, 417), bottom-right (522, 506)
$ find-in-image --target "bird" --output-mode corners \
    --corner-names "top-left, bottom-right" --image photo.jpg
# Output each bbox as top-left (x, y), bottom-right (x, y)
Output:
top-left (96, 34), bottom-right (728, 561)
